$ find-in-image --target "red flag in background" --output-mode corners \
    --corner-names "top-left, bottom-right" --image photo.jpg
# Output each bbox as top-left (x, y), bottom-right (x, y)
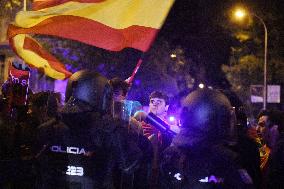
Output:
top-left (2, 60), bottom-right (31, 107)
top-left (9, 34), bottom-right (72, 80)
top-left (8, 0), bottom-right (175, 79)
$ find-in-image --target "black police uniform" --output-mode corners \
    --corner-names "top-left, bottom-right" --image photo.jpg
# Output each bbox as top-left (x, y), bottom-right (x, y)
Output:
top-left (160, 144), bottom-right (254, 189)
top-left (36, 108), bottom-right (142, 189)
top-left (35, 70), bottom-right (142, 189)
top-left (266, 134), bottom-right (284, 189)
top-left (159, 89), bottom-right (255, 189)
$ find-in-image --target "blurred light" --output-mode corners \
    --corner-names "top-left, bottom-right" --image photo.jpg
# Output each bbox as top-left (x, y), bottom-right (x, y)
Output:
top-left (169, 116), bottom-right (175, 122)
top-left (198, 83), bottom-right (205, 89)
top-left (235, 9), bottom-right (246, 19)
top-left (170, 53), bottom-right (177, 58)
top-left (235, 10), bottom-right (245, 18)
top-left (54, 79), bottom-right (68, 103)
top-left (177, 60), bottom-right (184, 65)
top-left (97, 63), bottom-right (105, 71)
top-left (208, 86), bottom-right (213, 89)
top-left (174, 173), bottom-right (182, 181)
top-left (134, 79), bottom-right (141, 85)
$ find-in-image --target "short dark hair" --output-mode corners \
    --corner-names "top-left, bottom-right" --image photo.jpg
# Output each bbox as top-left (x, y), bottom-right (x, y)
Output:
top-left (110, 77), bottom-right (130, 97)
top-left (149, 91), bottom-right (169, 105)
top-left (257, 109), bottom-right (270, 119)
top-left (258, 109), bottom-right (284, 133)
top-left (267, 110), bottom-right (284, 133)
top-left (30, 91), bottom-right (59, 117)
top-left (31, 92), bottom-right (51, 107)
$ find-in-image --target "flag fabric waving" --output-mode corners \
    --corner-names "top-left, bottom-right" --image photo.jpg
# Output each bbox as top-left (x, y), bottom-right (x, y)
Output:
top-left (8, 0), bottom-right (175, 79)
top-left (10, 34), bottom-right (73, 79)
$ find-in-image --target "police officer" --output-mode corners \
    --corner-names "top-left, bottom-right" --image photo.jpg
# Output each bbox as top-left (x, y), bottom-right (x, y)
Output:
top-left (160, 89), bottom-right (255, 189)
top-left (35, 70), bottom-right (142, 189)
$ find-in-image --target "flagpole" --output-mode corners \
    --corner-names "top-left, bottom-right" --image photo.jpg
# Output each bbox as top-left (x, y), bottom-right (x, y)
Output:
top-left (23, 0), bottom-right (28, 104)
top-left (23, 0), bottom-right (27, 11)
top-left (127, 54), bottom-right (145, 84)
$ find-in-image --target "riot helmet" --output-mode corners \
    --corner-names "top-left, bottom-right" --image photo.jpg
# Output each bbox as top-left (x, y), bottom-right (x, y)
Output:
top-left (64, 70), bottom-right (113, 114)
top-left (178, 89), bottom-right (235, 145)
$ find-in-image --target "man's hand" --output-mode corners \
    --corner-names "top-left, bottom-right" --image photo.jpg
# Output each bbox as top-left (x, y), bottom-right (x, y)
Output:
top-left (133, 111), bottom-right (147, 121)
top-left (247, 127), bottom-right (258, 140)
top-left (129, 116), bottom-right (143, 133)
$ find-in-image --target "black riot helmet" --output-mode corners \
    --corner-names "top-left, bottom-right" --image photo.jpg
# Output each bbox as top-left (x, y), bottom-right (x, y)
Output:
top-left (179, 89), bottom-right (236, 145)
top-left (64, 70), bottom-right (113, 114)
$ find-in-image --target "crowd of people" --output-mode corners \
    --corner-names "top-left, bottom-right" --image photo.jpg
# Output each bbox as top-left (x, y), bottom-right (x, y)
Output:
top-left (0, 68), bottom-right (284, 189)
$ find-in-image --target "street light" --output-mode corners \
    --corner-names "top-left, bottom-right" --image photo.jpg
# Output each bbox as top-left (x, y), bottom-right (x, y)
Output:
top-left (235, 9), bottom-right (246, 19)
top-left (233, 8), bottom-right (268, 110)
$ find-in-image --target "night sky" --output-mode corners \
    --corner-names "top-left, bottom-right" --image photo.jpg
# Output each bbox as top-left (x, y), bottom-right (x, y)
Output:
top-left (158, 0), bottom-right (235, 87)
top-left (161, 0), bottom-right (283, 45)
top-left (158, 0), bottom-right (283, 85)
top-left (126, 0), bottom-right (284, 105)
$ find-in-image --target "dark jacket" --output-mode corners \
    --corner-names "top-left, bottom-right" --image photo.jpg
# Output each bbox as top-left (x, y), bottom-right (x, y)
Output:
top-left (230, 133), bottom-right (262, 189)
top-left (35, 114), bottom-right (142, 189)
top-left (266, 134), bottom-right (284, 189)
top-left (160, 144), bottom-right (255, 189)
top-left (0, 113), bottom-right (38, 189)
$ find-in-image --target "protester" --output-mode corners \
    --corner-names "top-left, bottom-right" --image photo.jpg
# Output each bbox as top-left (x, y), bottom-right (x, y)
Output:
top-left (132, 91), bottom-right (177, 189)
top-left (254, 110), bottom-right (271, 172)
top-left (0, 60), bottom-right (35, 189)
top-left (110, 77), bottom-right (130, 102)
top-left (261, 110), bottom-right (284, 188)
top-left (29, 91), bottom-right (60, 126)
top-left (110, 77), bottom-right (142, 123)
top-left (134, 91), bottom-right (176, 145)
top-left (231, 107), bottom-right (262, 189)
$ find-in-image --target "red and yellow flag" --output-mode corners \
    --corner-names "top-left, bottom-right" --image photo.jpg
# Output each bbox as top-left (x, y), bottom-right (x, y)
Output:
top-left (8, 0), bottom-right (175, 79)
top-left (9, 34), bottom-right (73, 79)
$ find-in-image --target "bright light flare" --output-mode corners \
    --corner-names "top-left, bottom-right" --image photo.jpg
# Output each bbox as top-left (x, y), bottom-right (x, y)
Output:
top-left (169, 116), bottom-right (175, 122)
top-left (170, 53), bottom-right (177, 58)
top-left (198, 83), bottom-right (205, 89)
top-left (233, 7), bottom-right (248, 22)
top-left (235, 9), bottom-right (246, 19)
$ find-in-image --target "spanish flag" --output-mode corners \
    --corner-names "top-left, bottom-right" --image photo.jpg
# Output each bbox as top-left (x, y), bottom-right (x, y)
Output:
top-left (8, 0), bottom-right (175, 79)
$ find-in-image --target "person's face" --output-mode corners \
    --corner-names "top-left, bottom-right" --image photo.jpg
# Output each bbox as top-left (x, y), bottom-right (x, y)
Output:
top-left (257, 115), bottom-right (268, 137)
top-left (149, 97), bottom-right (169, 117)
top-left (29, 104), bottom-right (41, 116)
top-left (260, 116), bottom-right (280, 149)
top-left (263, 125), bottom-right (279, 149)
top-left (113, 90), bottom-right (126, 102)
